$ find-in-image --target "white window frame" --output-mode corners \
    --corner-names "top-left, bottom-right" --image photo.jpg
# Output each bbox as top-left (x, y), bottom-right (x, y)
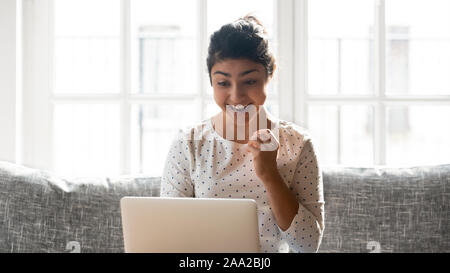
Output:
top-left (0, 0), bottom-right (19, 163)
top-left (20, 0), bottom-right (450, 174)
top-left (292, 0), bottom-right (450, 165)
top-left (20, 0), bottom-right (283, 174)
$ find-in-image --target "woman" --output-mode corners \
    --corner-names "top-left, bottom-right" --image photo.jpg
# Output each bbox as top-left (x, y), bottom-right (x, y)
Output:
top-left (160, 15), bottom-right (325, 253)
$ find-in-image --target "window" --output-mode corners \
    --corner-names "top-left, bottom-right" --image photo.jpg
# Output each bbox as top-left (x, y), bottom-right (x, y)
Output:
top-left (52, 0), bottom-right (122, 176)
top-left (307, 0), bottom-right (376, 165)
top-left (384, 0), bottom-right (450, 165)
top-left (22, 0), bottom-right (278, 177)
top-left (20, 0), bottom-right (450, 177)
top-left (305, 0), bottom-right (450, 166)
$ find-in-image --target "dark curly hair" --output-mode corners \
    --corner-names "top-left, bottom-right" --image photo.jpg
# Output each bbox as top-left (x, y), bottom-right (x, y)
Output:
top-left (206, 15), bottom-right (276, 85)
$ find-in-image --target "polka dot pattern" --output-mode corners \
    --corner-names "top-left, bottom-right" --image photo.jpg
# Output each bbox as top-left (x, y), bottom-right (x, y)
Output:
top-left (160, 119), bottom-right (325, 253)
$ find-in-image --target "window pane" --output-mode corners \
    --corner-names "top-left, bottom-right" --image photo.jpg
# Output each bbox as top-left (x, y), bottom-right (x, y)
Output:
top-left (131, 103), bottom-right (201, 175)
top-left (341, 106), bottom-right (374, 165)
top-left (308, 39), bottom-right (338, 94)
top-left (308, 106), bottom-right (338, 164)
top-left (206, 102), bottom-right (221, 118)
top-left (131, 0), bottom-right (199, 94)
top-left (308, 0), bottom-right (374, 95)
top-left (207, 0), bottom-right (274, 38)
top-left (308, 105), bottom-right (374, 165)
top-left (53, 104), bottom-right (120, 176)
top-left (387, 106), bottom-right (450, 165)
top-left (54, 0), bottom-right (120, 93)
top-left (265, 100), bottom-right (279, 118)
top-left (386, 0), bottom-right (450, 95)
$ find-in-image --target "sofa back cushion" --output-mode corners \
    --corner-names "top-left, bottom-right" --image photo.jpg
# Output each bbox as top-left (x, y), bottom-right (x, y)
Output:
top-left (0, 162), bottom-right (160, 253)
top-left (1, 161), bottom-right (449, 252)
top-left (320, 164), bottom-right (450, 253)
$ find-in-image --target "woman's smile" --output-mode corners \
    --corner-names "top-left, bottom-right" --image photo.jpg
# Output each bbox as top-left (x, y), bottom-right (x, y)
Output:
top-left (226, 104), bottom-right (255, 113)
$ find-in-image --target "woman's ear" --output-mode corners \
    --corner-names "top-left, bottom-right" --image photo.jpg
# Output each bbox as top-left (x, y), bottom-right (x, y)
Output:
top-left (269, 63), bottom-right (277, 80)
top-left (266, 63), bottom-right (276, 83)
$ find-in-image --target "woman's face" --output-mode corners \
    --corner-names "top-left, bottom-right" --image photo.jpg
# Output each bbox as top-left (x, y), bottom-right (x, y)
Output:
top-left (211, 58), bottom-right (270, 115)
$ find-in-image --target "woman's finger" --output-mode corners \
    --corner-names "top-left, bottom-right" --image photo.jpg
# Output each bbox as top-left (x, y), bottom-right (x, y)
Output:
top-left (248, 139), bottom-right (261, 149)
top-left (246, 142), bottom-right (260, 154)
top-left (250, 131), bottom-right (259, 141)
top-left (260, 129), bottom-right (279, 151)
top-left (258, 130), bottom-right (271, 142)
top-left (251, 129), bottom-right (270, 143)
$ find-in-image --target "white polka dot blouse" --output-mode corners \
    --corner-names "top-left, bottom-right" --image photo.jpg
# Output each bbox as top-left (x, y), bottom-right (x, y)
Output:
top-left (160, 117), bottom-right (325, 253)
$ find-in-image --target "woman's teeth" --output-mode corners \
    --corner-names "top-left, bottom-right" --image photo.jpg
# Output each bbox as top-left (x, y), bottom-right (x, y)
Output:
top-left (227, 104), bottom-right (252, 112)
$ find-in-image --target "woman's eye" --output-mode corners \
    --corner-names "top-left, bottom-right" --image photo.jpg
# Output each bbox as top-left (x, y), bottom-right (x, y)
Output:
top-left (245, 80), bottom-right (257, 85)
top-left (218, 81), bottom-right (229, 87)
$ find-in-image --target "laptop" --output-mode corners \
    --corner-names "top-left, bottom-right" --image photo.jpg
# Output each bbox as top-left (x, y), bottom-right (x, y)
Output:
top-left (120, 196), bottom-right (261, 253)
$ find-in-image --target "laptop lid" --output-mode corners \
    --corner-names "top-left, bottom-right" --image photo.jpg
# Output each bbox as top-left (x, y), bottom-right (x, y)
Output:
top-left (120, 197), bottom-right (261, 253)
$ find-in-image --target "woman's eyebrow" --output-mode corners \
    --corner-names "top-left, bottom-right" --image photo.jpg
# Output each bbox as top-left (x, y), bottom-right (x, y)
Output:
top-left (213, 69), bottom-right (259, 78)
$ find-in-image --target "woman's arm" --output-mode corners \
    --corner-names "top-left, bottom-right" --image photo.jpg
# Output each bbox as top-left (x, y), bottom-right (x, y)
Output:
top-left (259, 171), bottom-right (299, 231)
top-left (276, 138), bottom-right (325, 253)
top-left (160, 130), bottom-right (195, 198)
top-left (247, 131), bottom-right (325, 253)
top-left (246, 129), bottom-right (299, 231)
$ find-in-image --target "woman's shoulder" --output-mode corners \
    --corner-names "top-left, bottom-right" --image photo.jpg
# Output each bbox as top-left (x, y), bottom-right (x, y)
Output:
top-left (172, 119), bottom-right (213, 143)
top-left (275, 119), bottom-right (314, 144)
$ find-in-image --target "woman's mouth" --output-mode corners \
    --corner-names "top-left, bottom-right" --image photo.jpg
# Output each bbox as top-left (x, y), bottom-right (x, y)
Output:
top-left (226, 104), bottom-right (254, 113)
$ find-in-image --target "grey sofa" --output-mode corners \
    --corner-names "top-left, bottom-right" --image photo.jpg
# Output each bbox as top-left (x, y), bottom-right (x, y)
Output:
top-left (0, 161), bottom-right (448, 253)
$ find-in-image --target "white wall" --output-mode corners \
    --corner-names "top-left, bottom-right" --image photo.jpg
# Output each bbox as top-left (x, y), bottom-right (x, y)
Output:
top-left (0, 0), bottom-right (17, 163)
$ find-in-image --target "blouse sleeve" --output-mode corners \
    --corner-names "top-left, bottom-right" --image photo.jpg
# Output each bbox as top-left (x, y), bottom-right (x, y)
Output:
top-left (276, 136), bottom-right (325, 253)
top-left (160, 130), bottom-right (195, 198)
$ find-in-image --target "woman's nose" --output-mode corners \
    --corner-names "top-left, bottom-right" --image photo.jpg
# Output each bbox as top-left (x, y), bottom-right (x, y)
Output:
top-left (229, 85), bottom-right (248, 103)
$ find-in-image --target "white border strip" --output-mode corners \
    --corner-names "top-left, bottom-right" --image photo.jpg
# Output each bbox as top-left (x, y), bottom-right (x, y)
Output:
top-left (374, 0), bottom-right (386, 165)
top-left (120, 0), bottom-right (131, 174)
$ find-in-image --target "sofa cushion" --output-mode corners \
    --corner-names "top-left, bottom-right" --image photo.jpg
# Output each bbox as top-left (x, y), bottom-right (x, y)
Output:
top-left (0, 161), bottom-right (160, 253)
top-left (1, 161), bottom-right (449, 253)
top-left (320, 164), bottom-right (450, 253)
